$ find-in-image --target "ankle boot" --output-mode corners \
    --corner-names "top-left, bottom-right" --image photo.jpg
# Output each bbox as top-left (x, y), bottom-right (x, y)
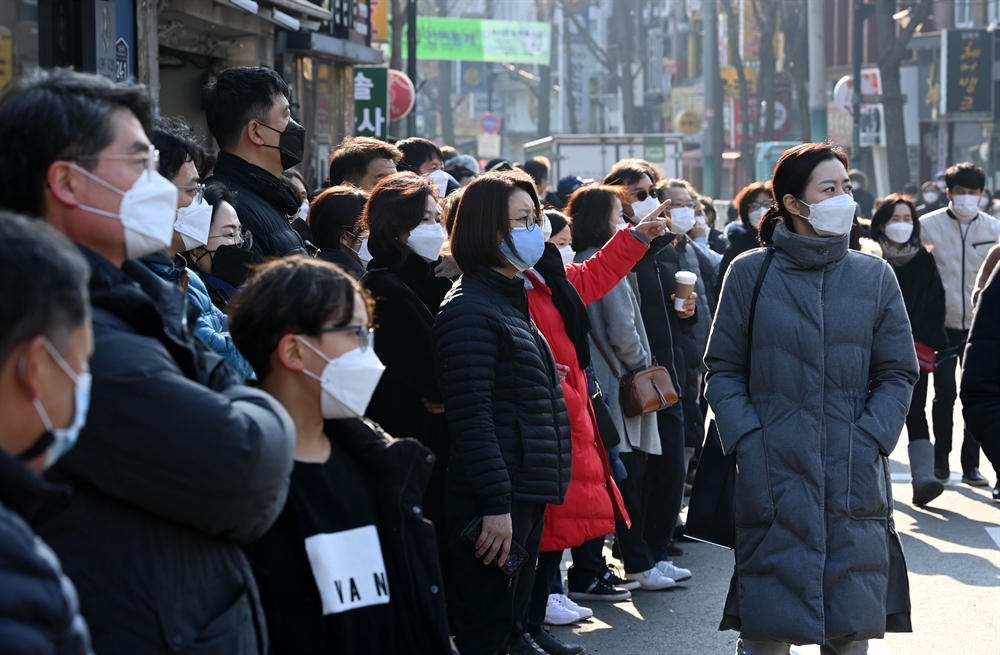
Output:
top-left (910, 440), bottom-right (945, 506)
top-left (933, 448), bottom-right (950, 482)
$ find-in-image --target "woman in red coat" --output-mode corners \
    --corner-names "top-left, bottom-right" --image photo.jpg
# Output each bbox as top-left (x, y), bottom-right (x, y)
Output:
top-left (521, 205), bottom-right (668, 652)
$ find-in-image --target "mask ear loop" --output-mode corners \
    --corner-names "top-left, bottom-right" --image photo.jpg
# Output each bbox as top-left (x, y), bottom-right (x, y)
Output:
top-left (294, 335), bottom-right (332, 384)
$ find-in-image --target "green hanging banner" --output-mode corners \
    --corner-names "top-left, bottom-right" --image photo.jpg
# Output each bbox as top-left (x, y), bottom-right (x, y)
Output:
top-left (393, 17), bottom-right (551, 64)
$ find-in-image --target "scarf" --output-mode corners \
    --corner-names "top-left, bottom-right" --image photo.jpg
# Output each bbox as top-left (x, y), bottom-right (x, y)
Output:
top-left (879, 237), bottom-right (920, 268)
top-left (533, 242), bottom-right (592, 369)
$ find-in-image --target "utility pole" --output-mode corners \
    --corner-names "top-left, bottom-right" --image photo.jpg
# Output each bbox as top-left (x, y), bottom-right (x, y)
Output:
top-left (406, 0), bottom-right (418, 137)
top-left (852, 0), bottom-right (876, 157)
top-left (807, 0), bottom-right (825, 143)
top-left (703, 0), bottom-right (719, 198)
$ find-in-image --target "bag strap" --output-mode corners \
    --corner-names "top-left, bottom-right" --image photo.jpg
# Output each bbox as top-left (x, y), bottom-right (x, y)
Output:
top-left (589, 334), bottom-right (622, 380)
top-left (746, 248), bottom-right (776, 373)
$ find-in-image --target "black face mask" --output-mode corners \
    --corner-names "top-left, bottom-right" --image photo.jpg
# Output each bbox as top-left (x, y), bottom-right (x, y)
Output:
top-left (261, 118), bottom-right (305, 170)
top-left (211, 244), bottom-right (254, 287)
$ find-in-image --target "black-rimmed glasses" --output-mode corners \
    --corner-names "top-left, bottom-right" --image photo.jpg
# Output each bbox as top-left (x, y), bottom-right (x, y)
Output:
top-left (318, 325), bottom-right (373, 351)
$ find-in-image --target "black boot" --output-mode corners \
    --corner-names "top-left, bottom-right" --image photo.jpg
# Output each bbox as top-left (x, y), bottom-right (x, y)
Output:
top-left (531, 630), bottom-right (586, 655)
top-left (933, 450), bottom-right (950, 482)
top-left (909, 440), bottom-right (945, 506)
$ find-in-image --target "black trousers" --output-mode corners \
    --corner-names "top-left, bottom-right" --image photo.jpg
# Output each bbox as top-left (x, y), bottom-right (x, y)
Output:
top-left (566, 536), bottom-right (607, 588)
top-left (641, 402), bottom-right (687, 562)
top-left (933, 328), bottom-right (980, 470)
top-left (525, 550), bottom-right (564, 637)
top-left (906, 371), bottom-right (930, 442)
top-left (445, 492), bottom-right (545, 655)
top-left (614, 451), bottom-right (657, 574)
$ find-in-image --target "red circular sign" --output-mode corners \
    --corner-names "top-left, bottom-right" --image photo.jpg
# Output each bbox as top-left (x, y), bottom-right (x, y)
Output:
top-left (388, 69), bottom-right (416, 122)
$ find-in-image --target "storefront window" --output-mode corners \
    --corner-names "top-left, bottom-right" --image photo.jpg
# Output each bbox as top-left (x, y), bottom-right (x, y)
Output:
top-left (0, 0), bottom-right (40, 89)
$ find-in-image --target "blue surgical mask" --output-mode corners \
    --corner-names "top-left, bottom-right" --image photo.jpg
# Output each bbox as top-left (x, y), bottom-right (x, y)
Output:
top-left (500, 226), bottom-right (546, 271)
top-left (23, 339), bottom-right (91, 468)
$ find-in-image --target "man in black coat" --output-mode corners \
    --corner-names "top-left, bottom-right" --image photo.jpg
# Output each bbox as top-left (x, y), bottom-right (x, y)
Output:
top-left (206, 67), bottom-right (308, 263)
top-left (961, 266), bottom-right (1000, 501)
top-left (0, 213), bottom-right (94, 655)
top-left (0, 69), bottom-right (296, 654)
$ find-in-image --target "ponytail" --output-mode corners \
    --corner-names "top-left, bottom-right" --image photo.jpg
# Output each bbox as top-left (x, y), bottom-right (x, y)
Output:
top-left (757, 206), bottom-right (783, 246)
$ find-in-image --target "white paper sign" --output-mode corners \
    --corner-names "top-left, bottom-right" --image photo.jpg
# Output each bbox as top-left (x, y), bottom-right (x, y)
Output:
top-left (304, 525), bottom-right (390, 615)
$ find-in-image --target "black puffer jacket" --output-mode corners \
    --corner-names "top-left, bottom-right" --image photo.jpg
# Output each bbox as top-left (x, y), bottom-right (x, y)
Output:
top-left (720, 221), bottom-right (760, 281)
top-left (630, 234), bottom-right (694, 399)
top-left (433, 268), bottom-right (572, 514)
top-left (889, 248), bottom-right (948, 350)
top-left (0, 452), bottom-right (92, 655)
top-left (209, 152), bottom-right (306, 263)
top-left (35, 247), bottom-right (296, 655)
top-left (961, 266), bottom-right (1000, 467)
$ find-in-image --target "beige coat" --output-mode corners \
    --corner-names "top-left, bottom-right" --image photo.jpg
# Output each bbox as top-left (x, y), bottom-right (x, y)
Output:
top-left (920, 207), bottom-right (1000, 330)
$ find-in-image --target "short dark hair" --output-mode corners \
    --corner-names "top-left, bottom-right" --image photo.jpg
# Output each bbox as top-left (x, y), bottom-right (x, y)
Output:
top-left (308, 186), bottom-right (368, 251)
top-left (396, 137), bottom-right (444, 173)
top-left (360, 173), bottom-right (434, 266)
top-left (519, 158), bottom-right (550, 188)
top-left (759, 143), bottom-right (850, 246)
top-left (282, 169), bottom-right (308, 204)
top-left (603, 161), bottom-right (651, 187)
top-left (566, 185), bottom-right (624, 251)
top-left (870, 194), bottom-right (921, 244)
top-left (944, 162), bottom-right (986, 193)
top-left (229, 256), bottom-right (372, 380)
top-left (152, 117), bottom-right (204, 182)
top-left (203, 180), bottom-right (238, 215)
top-left (451, 171), bottom-right (539, 274)
top-left (734, 181), bottom-right (771, 228)
top-left (205, 67), bottom-right (288, 152)
top-left (699, 196), bottom-right (717, 224)
top-left (328, 136), bottom-right (402, 186)
top-left (0, 68), bottom-right (153, 217)
top-left (440, 145), bottom-right (459, 162)
top-left (0, 211), bottom-right (91, 364)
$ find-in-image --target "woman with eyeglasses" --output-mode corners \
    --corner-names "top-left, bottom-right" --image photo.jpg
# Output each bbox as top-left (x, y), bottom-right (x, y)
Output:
top-left (308, 185), bottom-right (369, 278)
top-left (358, 173), bottom-right (454, 557)
top-left (720, 181), bottom-right (773, 280)
top-left (433, 171), bottom-right (572, 655)
top-left (183, 182), bottom-right (255, 313)
top-left (231, 256), bottom-right (451, 655)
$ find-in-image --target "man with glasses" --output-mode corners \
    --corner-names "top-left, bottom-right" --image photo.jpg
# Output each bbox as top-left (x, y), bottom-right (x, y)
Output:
top-left (206, 67), bottom-right (308, 263)
top-left (0, 69), bottom-right (295, 654)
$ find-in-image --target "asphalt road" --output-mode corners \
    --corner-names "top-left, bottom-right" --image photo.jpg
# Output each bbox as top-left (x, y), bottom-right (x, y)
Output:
top-left (548, 383), bottom-right (1000, 655)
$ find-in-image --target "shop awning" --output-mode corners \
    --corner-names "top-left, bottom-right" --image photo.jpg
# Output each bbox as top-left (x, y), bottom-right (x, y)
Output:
top-left (283, 31), bottom-right (384, 65)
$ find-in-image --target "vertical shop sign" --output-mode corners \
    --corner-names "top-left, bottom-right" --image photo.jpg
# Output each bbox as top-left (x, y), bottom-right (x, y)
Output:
top-left (354, 67), bottom-right (388, 139)
top-left (939, 29), bottom-right (994, 121)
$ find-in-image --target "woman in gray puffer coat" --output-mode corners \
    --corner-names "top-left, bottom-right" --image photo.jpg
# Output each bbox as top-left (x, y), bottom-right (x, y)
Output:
top-left (705, 143), bottom-right (919, 655)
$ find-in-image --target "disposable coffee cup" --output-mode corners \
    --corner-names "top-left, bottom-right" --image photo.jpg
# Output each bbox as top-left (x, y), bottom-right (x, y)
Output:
top-left (674, 271), bottom-right (697, 310)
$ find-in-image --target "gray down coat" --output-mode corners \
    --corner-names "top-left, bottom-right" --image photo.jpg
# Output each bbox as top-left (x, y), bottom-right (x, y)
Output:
top-left (704, 222), bottom-right (919, 645)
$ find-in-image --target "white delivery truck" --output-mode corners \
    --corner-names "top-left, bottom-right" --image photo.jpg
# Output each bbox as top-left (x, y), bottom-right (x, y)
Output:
top-left (523, 133), bottom-right (684, 183)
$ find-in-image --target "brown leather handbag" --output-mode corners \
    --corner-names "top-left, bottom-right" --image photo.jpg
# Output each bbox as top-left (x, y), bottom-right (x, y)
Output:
top-left (591, 337), bottom-right (678, 418)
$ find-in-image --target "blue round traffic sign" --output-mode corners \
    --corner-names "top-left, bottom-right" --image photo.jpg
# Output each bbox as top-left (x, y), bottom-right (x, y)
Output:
top-left (479, 112), bottom-right (501, 135)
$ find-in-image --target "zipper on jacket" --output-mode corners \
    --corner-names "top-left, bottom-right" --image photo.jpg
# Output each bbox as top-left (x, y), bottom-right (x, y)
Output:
top-left (958, 216), bottom-right (970, 330)
top-left (652, 250), bottom-right (683, 395)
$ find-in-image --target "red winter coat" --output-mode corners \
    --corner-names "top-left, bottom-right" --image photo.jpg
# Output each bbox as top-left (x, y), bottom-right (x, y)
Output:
top-left (529, 228), bottom-right (648, 552)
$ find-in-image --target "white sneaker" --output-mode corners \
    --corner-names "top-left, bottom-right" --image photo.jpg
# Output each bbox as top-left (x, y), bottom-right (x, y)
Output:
top-left (557, 593), bottom-right (594, 620)
top-left (544, 594), bottom-right (581, 625)
top-left (655, 560), bottom-right (692, 582)
top-left (625, 567), bottom-right (676, 590)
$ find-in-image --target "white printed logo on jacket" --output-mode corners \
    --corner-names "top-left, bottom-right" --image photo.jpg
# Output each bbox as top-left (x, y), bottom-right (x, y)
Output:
top-left (304, 525), bottom-right (390, 614)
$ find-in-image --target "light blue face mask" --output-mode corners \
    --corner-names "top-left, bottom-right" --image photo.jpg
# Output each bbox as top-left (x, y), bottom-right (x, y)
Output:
top-left (23, 339), bottom-right (91, 468)
top-left (500, 226), bottom-right (546, 271)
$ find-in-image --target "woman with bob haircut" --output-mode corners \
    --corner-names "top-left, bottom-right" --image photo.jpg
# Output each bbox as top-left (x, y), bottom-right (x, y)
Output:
top-left (433, 170), bottom-right (572, 655)
top-left (720, 181), bottom-right (773, 280)
top-left (308, 185), bottom-right (369, 278)
top-left (231, 256), bottom-right (451, 655)
top-left (705, 143), bottom-right (918, 654)
top-left (359, 172), bottom-right (453, 549)
top-left (870, 194), bottom-right (947, 506)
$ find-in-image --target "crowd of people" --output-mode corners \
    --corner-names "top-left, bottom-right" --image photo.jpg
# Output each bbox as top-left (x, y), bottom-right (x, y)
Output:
top-left (0, 65), bottom-right (997, 655)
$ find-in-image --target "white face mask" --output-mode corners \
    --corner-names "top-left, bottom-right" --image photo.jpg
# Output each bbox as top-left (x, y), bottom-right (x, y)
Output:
top-left (71, 164), bottom-right (179, 260)
top-left (922, 191), bottom-right (939, 205)
top-left (426, 169), bottom-right (450, 198)
top-left (797, 194), bottom-right (857, 237)
top-left (935, 180), bottom-right (947, 191)
top-left (559, 244), bottom-right (575, 266)
top-left (408, 223), bottom-right (447, 262)
top-left (296, 335), bottom-right (385, 419)
top-left (24, 339), bottom-right (91, 468)
top-left (670, 206), bottom-right (697, 234)
top-left (883, 222), bottom-right (914, 245)
top-left (615, 221), bottom-right (631, 232)
top-left (541, 214), bottom-right (553, 240)
top-left (298, 201), bottom-right (310, 221)
top-left (950, 194), bottom-right (981, 222)
top-left (174, 197), bottom-right (214, 251)
top-left (748, 207), bottom-right (767, 224)
top-left (357, 238), bottom-right (374, 266)
top-left (631, 196), bottom-right (660, 221)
